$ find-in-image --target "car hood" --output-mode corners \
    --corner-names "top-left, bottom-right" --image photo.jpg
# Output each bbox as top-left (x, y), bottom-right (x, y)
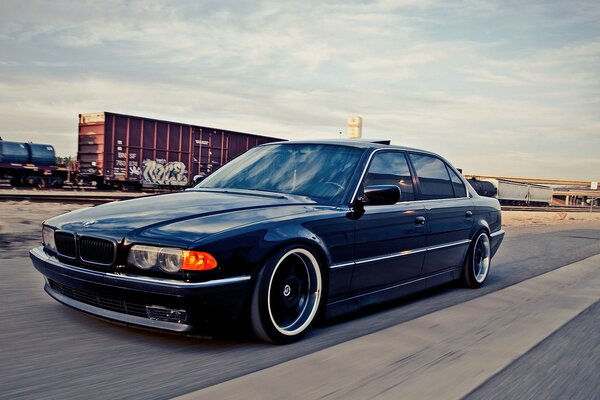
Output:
top-left (46, 189), bottom-right (324, 247)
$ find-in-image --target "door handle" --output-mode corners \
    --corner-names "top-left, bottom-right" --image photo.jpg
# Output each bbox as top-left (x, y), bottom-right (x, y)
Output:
top-left (465, 210), bottom-right (473, 218)
top-left (415, 216), bottom-right (426, 225)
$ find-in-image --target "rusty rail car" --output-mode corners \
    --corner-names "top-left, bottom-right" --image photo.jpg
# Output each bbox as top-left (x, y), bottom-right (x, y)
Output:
top-left (78, 112), bottom-right (283, 190)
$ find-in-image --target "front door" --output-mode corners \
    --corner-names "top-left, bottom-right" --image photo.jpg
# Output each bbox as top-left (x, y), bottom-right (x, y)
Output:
top-left (351, 151), bottom-right (427, 294)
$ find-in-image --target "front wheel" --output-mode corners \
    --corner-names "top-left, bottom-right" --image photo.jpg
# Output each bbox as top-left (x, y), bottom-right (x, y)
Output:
top-left (462, 231), bottom-right (491, 288)
top-left (251, 247), bottom-right (324, 343)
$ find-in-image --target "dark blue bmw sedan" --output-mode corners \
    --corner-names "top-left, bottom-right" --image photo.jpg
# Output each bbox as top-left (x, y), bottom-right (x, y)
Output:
top-left (31, 140), bottom-right (504, 343)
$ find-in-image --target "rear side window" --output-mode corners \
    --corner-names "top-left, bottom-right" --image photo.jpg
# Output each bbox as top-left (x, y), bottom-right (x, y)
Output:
top-left (448, 167), bottom-right (467, 198)
top-left (364, 151), bottom-right (415, 201)
top-left (409, 153), bottom-right (454, 200)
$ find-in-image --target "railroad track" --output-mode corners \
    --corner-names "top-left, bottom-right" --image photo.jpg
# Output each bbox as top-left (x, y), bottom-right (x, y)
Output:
top-left (1, 189), bottom-right (598, 211)
top-left (0, 189), bottom-right (153, 204)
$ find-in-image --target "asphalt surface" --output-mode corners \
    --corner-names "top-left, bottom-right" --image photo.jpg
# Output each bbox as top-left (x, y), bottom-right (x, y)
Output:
top-left (181, 253), bottom-right (599, 399)
top-left (0, 222), bottom-right (599, 400)
top-left (466, 300), bottom-right (600, 400)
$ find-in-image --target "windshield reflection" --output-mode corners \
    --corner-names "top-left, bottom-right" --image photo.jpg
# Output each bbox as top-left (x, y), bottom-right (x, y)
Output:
top-left (197, 144), bottom-right (365, 203)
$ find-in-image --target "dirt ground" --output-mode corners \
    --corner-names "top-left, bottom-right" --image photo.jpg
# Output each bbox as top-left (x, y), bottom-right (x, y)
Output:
top-left (1, 201), bottom-right (600, 259)
top-left (501, 210), bottom-right (600, 227)
top-left (0, 201), bottom-right (89, 259)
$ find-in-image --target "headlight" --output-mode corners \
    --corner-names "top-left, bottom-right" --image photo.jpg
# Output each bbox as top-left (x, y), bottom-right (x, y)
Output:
top-left (42, 226), bottom-right (57, 252)
top-left (127, 245), bottom-right (217, 273)
top-left (157, 248), bottom-right (183, 273)
top-left (127, 245), bottom-right (158, 270)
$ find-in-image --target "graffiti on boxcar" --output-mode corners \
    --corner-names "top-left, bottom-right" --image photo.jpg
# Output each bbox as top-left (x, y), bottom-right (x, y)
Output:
top-left (128, 153), bottom-right (140, 177)
top-left (129, 165), bottom-right (141, 176)
top-left (141, 159), bottom-right (188, 186)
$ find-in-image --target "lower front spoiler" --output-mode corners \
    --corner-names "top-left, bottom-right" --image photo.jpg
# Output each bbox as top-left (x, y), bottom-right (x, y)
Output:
top-left (45, 282), bottom-right (193, 332)
top-left (30, 246), bottom-right (251, 332)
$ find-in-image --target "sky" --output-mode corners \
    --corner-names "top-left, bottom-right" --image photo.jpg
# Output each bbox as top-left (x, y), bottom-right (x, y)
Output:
top-left (0, 0), bottom-right (599, 180)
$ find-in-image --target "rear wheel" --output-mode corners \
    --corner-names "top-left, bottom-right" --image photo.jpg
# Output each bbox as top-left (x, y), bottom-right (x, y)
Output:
top-left (251, 247), bottom-right (323, 343)
top-left (462, 231), bottom-right (491, 288)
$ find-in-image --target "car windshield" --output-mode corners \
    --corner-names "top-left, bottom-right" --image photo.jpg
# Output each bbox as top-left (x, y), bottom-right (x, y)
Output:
top-left (197, 143), bottom-right (364, 202)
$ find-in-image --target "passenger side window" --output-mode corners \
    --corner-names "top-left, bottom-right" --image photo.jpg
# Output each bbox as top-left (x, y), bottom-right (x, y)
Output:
top-left (364, 152), bottom-right (415, 202)
top-left (409, 153), bottom-right (454, 200)
top-left (448, 167), bottom-right (467, 198)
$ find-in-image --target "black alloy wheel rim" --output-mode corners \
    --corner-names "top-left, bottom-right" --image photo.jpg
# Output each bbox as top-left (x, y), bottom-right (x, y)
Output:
top-left (269, 254), bottom-right (310, 330)
top-left (473, 233), bottom-right (491, 283)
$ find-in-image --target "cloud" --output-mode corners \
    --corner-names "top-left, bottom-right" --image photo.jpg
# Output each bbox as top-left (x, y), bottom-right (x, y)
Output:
top-left (0, 0), bottom-right (599, 180)
top-left (461, 68), bottom-right (528, 85)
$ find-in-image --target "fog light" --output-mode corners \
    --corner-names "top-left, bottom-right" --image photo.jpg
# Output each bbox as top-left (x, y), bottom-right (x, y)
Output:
top-left (146, 305), bottom-right (188, 323)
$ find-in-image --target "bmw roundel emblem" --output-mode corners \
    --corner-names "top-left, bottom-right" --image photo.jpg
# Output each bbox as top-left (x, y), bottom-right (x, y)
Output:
top-left (82, 220), bottom-right (97, 227)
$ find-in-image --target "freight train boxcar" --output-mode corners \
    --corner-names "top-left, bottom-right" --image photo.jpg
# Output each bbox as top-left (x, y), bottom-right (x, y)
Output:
top-left (527, 184), bottom-right (553, 205)
top-left (468, 178), bottom-right (552, 206)
top-left (78, 112), bottom-right (283, 190)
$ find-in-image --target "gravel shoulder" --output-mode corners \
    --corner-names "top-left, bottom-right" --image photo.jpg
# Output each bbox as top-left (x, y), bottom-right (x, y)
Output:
top-left (502, 210), bottom-right (600, 227)
top-left (0, 201), bottom-right (89, 259)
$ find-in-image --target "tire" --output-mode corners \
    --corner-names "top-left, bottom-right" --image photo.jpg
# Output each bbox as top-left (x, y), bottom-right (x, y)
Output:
top-left (251, 246), bottom-right (324, 343)
top-left (462, 231), bottom-right (491, 288)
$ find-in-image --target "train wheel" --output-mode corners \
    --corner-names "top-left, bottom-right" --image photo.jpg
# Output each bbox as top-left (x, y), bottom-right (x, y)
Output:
top-left (47, 177), bottom-right (64, 188)
top-left (22, 176), bottom-right (44, 188)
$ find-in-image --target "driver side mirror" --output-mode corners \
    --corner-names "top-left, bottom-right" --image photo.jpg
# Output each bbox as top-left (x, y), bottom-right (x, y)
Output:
top-left (363, 185), bottom-right (401, 205)
top-left (348, 185), bottom-right (401, 220)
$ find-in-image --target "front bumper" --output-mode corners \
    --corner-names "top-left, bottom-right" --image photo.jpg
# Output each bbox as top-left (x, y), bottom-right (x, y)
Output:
top-left (30, 246), bottom-right (251, 332)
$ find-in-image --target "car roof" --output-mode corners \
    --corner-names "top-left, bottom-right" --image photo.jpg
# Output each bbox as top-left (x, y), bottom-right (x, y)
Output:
top-left (262, 139), bottom-right (436, 155)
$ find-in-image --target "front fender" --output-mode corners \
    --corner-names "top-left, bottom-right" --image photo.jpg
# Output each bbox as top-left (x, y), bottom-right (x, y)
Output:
top-left (262, 224), bottom-right (333, 268)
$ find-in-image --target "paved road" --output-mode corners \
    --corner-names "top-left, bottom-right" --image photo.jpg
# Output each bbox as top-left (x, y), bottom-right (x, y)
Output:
top-left (181, 254), bottom-right (598, 399)
top-left (466, 300), bottom-right (600, 400)
top-left (0, 222), bottom-right (599, 399)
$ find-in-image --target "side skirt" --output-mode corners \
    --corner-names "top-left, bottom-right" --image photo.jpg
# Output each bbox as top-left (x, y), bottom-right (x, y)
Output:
top-left (325, 268), bottom-right (461, 320)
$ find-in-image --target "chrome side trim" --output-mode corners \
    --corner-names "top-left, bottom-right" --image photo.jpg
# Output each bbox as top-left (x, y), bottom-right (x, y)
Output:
top-left (417, 197), bottom-right (471, 204)
top-left (330, 261), bottom-right (354, 269)
top-left (426, 239), bottom-right (471, 252)
top-left (349, 148), bottom-right (471, 204)
top-left (355, 247), bottom-right (427, 265)
top-left (330, 239), bottom-right (470, 269)
top-left (350, 148), bottom-right (382, 202)
top-left (31, 246), bottom-right (251, 288)
top-left (490, 229), bottom-right (505, 238)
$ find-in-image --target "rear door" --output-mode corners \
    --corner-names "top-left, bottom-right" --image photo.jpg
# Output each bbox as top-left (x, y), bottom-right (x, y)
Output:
top-left (408, 153), bottom-right (473, 275)
top-left (351, 150), bottom-right (427, 293)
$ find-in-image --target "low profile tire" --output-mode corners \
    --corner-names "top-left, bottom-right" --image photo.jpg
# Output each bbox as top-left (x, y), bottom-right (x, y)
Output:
top-left (251, 247), bottom-right (324, 344)
top-left (462, 231), bottom-right (491, 288)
